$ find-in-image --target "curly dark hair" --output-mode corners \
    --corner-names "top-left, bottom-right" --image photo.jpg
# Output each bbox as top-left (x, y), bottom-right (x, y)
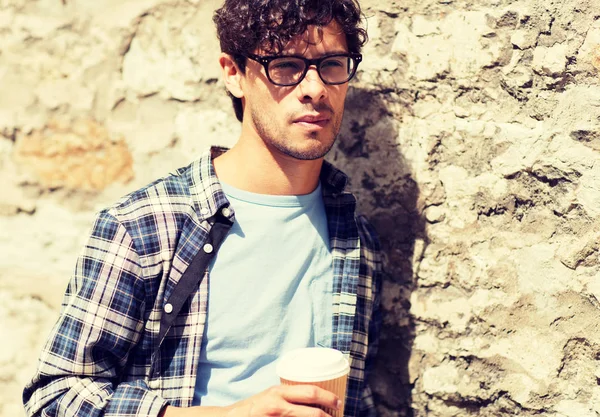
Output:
top-left (213, 0), bottom-right (368, 121)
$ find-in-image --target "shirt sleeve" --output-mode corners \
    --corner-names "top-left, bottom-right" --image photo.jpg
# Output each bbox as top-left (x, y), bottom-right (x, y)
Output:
top-left (358, 273), bottom-right (382, 417)
top-left (355, 215), bottom-right (383, 417)
top-left (23, 210), bottom-right (168, 417)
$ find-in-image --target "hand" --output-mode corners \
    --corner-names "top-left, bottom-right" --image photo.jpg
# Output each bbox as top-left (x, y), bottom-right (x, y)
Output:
top-left (159, 385), bottom-right (340, 417)
top-left (225, 385), bottom-right (341, 417)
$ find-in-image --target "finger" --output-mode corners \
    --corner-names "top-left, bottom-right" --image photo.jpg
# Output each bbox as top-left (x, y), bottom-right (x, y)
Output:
top-left (250, 397), bottom-right (331, 417)
top-left (287, 403), bottom-right (333, 417)
top-left (278, 385), bottom-right (341, 410)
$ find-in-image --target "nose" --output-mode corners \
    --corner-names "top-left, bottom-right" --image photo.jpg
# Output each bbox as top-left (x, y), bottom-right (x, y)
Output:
top-left (297, 66), bottom-right (328, 101)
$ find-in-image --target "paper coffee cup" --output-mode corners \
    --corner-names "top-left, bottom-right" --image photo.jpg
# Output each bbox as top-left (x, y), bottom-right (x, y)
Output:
top-left (276, 347), bottom-right (349, 417)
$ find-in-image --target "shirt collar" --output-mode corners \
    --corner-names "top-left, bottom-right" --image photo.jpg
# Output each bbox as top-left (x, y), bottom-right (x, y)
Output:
top-left (320, 160), bottom-right (349, 196)
top-left (187, 146), bottom-right (231, 222)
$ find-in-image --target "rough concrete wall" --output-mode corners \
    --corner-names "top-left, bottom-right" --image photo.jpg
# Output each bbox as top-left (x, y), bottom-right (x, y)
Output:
top-left (1, 0), bottom-right (599, 416)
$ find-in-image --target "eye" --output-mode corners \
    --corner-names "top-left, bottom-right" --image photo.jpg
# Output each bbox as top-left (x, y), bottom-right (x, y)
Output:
top-left (321, 57), bottom-right (346, 68)
top-left (270, 59), bottom-right (303, 71)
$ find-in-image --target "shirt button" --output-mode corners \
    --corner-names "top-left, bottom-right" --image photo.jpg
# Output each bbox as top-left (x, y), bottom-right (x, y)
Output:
top-left (164, 303), bottom-right (173, 314)
top-left (203, 243), bottom-right (214, 254)
top-left (200, 207), bottom-right (209, 216)
top-left (221, 207), bottom-right (231, 217)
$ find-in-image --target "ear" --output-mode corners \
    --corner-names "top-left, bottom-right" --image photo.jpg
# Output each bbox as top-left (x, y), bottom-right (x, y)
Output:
top-left (219, 53), bottom-right (244, 99)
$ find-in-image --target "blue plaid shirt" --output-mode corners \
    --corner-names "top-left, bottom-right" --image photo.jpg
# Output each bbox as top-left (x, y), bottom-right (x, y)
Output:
top-left (23, 147), bottom-right (382, 417)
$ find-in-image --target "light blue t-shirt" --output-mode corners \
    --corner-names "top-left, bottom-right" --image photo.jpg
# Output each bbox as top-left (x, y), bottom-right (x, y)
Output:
top-left (192, 182), bottom-right (334, 406)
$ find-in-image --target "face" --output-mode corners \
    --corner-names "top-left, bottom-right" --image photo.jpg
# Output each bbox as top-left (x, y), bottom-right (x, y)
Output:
top-left (237, 22), bottom-right (351, 161)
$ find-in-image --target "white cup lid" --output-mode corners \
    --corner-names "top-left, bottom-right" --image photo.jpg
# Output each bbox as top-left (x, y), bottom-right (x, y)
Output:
top-left (276, 347), bottom-right (350, 382)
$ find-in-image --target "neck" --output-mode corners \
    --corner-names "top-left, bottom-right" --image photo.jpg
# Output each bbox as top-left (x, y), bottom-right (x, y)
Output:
top-left (213, 135), bottom-right (324, 196)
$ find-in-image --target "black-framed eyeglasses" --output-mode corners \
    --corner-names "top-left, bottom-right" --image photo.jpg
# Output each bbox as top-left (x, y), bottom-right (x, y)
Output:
top-left (245, 53), bottom-right (362, 87)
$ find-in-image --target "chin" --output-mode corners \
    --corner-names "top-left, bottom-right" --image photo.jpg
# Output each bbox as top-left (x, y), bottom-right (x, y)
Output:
top-left (276, 138), bottom-right (336, 161)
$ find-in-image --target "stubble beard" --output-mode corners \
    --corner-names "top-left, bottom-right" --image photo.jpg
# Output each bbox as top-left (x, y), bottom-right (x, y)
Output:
top-left (250, 104), bottom-right (342, 161)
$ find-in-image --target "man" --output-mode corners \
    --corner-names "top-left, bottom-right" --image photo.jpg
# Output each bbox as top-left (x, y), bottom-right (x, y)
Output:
top-left (23, 0), bottom-right (382, 416)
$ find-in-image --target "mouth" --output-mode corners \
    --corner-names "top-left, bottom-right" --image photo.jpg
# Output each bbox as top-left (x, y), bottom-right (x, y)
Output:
top-left (292, 114), bottom-right (331, 129)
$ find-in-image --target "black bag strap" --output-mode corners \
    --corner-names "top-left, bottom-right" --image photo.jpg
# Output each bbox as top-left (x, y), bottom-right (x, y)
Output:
top-left (154, 214), bottom-right (233, 354)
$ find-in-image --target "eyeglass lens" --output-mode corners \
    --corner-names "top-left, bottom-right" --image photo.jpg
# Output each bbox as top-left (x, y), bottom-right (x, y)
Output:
top-left (268, 56), bottom-right (357, 85)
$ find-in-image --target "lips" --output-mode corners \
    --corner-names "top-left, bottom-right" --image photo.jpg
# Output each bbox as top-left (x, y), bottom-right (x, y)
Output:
top-left (294, 114), bottom-right (329, 123)
top-left (293, 114), bottom-right (331, 128)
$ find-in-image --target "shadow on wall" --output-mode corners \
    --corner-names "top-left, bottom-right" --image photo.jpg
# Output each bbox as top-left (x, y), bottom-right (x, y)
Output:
top-left (334, 87), bottom-right (426, 417)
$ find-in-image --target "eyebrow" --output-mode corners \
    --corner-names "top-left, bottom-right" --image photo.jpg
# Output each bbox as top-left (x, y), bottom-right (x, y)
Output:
top-left (321, 49), bottom-right (350, 55)
top-left (271, 50), bottom-right (351, 58)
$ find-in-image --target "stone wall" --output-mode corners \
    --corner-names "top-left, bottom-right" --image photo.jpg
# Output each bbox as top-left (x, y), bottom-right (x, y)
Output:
top-left (1, 0), bottom-right (599, 416)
